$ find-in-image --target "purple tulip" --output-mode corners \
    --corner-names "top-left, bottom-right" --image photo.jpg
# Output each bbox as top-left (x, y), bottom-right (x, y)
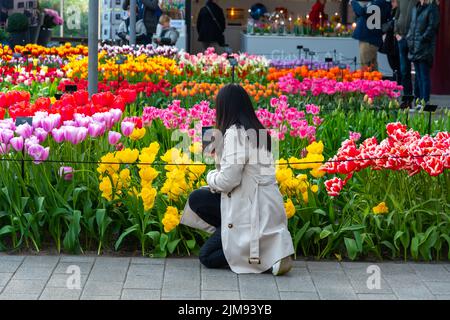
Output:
top-left (51, 128), bottom-right (65, 143)
top-left (10, 137), bottom-right (24, 152)
top-left (88, 122), bottom-right (105, 138)
top-left (74, 114), bottom-right (91, 128)
top-left (34, 128), bottom-right (48, 144)
top-left (15, 123), bottom-right (33, 139)
top-left (59, 166), bottom-right (74, 181)
top-left (108, 131), bottom-right (121, 145)
top-left (110, 109), bottom-right (123, 123)
top-left (27, 144), bottom-right (50, 164)
top-left (64, 126), bottom-right (88, 145)
top-left (121, 121), bottom-right (135, 137)
top-left (0, 129), bottom-right (14, 144)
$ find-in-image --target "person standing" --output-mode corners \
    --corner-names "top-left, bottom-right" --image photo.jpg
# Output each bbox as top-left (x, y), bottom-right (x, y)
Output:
top-left (309, 0), bottom-right (328, 30)
top-left (123, 0), bottom-right (161, 45)
top-left (395, 0), bottom-right (416, 99)
top-left (406, 0), bottom-right (440, 103)
top-left (197, 0), bottom-right (226, 52)
top-left (351, 0), bottom-right (392, 71)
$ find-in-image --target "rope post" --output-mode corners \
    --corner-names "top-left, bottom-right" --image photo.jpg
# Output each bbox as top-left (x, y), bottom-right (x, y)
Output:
top-left (88, 0), bottom-right (99, 96)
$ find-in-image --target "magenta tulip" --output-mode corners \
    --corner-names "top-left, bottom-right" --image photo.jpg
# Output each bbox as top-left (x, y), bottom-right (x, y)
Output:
top-left (88, 122), bottom-right (105, 138)
top-left (59, 166), bottom-right (74, 181)
top-left (27, 144), bottom-right (50, 164)
top-left (34, 128), bottom-right (48, 144)
top-left (51, 128), bottom-right (65, 143)
top-left (15, 123), bottom-right (33, 139)
top-left (0, 129), bottom-right (14, 144)
top-left (10, 137), bottom-right (24, 152)
top-left (121, 121), bottom-right (135, 137)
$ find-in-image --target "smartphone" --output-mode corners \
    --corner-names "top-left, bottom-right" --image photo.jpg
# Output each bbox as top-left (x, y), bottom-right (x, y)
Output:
top-left (202, 126), bottom-right (214, 152)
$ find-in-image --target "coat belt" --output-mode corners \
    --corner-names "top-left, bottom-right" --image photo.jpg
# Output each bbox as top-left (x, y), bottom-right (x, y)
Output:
top-left (248, 175), bottom-right (276, 265)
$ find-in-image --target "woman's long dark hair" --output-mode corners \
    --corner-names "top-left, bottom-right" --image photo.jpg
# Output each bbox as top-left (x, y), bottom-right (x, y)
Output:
top-left (215, 84), bottom-right (271, 151)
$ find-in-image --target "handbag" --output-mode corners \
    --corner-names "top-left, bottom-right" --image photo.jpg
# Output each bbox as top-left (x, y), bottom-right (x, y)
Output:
top-left (205, 4), bottom-right (226, 47)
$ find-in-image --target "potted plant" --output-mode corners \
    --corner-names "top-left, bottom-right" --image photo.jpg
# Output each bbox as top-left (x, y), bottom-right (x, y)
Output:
top-left (38, 8), bottom-right (63, 46)
top-left (6, 13), bottom-right (30, 48)
top-left (0, 28), bottom-right (10, 45)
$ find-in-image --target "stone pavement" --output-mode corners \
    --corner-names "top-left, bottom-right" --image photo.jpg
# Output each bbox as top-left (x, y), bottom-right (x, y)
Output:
top-left (0, 255), bottom-right (449, 300)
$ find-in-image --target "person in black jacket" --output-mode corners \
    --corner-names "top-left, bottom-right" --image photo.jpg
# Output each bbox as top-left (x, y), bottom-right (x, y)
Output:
top-left (123, 0), bottom-right (161, 45)
top-left (379, 0), bottom-right (401, 83)
top-left (406, 0), bottom-right (440, 103)
top-left (197, 0), bottom-right (226, 53)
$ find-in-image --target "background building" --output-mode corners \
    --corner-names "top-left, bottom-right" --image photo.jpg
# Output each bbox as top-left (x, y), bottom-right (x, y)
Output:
top-left (101, 0), bottom-right (124, 41)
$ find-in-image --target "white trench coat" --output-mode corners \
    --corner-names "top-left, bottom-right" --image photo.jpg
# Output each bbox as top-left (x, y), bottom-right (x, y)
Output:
top-left (180, 125), bottom-right (294, 273)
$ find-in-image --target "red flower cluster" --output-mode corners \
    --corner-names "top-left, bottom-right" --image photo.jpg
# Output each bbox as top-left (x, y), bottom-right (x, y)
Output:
top-left (2, 90), bottom-right (134, 121)
top-left (322, 123), bottom-right (450, 196)
top-left (57, 79), bottom-right (171, 97)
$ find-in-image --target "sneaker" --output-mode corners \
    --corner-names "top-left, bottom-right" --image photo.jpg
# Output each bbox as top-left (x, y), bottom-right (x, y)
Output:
top-left (272, 256), bottom-right (293, 276)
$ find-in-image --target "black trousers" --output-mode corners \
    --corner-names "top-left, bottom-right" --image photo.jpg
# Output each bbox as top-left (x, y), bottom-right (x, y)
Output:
top-left (188, 188), bottom-right (229, 269)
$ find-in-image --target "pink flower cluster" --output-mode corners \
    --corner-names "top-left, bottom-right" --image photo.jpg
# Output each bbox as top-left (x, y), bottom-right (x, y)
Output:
top-left (322, 123), bottom-right (450, 197)
top-left (256, 96), bottom-right (322, 140)
top-left (278, 73), bottom-right (402, 99)
top-left (0, 109), bottom-right (123, 164)
top-left (142, 97), bottom-right (321, 142)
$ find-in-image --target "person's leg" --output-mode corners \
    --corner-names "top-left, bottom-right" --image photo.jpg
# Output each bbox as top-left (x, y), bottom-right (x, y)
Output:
top-left (398, 39), bottom-right (413, 96)
top-left (419, 62), bottom-right (431, 103)
top-left (414, 61), bottom-right (424, 101)
top-left (199, 228), bottom-right (228, 269)
top-left (360, 41), bottom-right (370, 69)
top-left (368, 43), bottom-right (379, 71)
top-left (201, 42), bottom-right (212, 52)
top-left (188, 188), bottom-right (221, 228)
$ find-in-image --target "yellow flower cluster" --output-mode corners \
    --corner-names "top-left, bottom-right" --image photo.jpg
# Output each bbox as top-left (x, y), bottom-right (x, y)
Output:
top-left (97, 143), bottom-right (160, 212)
top-left (65, 53), bottom-right (181, 81)
top-left (276, 141), bottom-right (325, 208)
top-left (160, 147), bottom-right (207, 201)
top-left (162, 206), bottom-right (181, 233)
top-left (372, 202), bottom-right (389, 215)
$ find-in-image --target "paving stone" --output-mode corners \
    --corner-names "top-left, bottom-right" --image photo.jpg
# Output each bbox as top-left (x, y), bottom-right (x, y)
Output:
top-left (341, 262), bottom-right (379, 270)
top-left (423, 281), bottom-right (450, 295)
top-left (279, 291), bottom-right (319, 300)
top-left (0, 293), bottom-right (40, 300)
top-left (3, 279), bottom-right (47, 295)
top-left (275, 268), bottom-right (316, 292)
top-left (307, 261), bottom-right (343, 273)
top-left (410, 264), bottom-right (450, 281)
top-left (127, 264), bottom-right (164, 276)
top-left (435, 295), bottom-right (450, 300)
top-left (0, 260), bottom-right (23, 273)
top-left (82, 281), bottom-right (124, 296)
top-left (357, 293), bottom-right (398, 300)
top-left (80, 295), bottom-right (120, 300)
top-left (0, 286), bottom-right (3, 294)
top-left (346, 274), bottom-right (393, 294)
top-left (53, 262), bottom-right (93, 275)
top-left (0, 273), bottom-right (12, 287)
top-left (59, 255), bottom-right (96, 263)
top-left (392, 285), bottom-right (435, 300)
top-left (201, 270), bottom-right (238, 291)
top-left (316, 287), bottom-right (358, 300)
top-left (201, 290), bottom-right (240, 300)
top-left (46, 273), bottom-right (88, 288)
top-left (445, 265), bottom-right (450, 273)
top-left (292, 259), bottom-right (307, 268)
top-left (22, 256), bottom-right (59, 268)
top-left (121, 289), bottom-right (161, 300)
top-left (131, 257), bottom-right (165, 265)
top-left (0, 255), bottom-right (25, 262)
top-left (310, 272), bottom-right (352, 289)
top-left (379, 263), bottom-right (415, 275)
top-left (162, 261), bottom-right (200, 298)
top-left (12, 266), bottom-right (53, 280)
top-left (39, 287), bottom-right (82, 300)
top-left (238, 274), bottom-right (280, 300)
top-left (94, 257), bottom-right (130, 266)
top-left (88, 267), bottom-right (128, 282)
top-left (124, 274), bottom-right (164, 289)
top-left (383, 274), bottom-right (424, 288)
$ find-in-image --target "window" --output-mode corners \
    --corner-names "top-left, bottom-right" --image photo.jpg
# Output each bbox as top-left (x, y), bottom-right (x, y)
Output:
top-left (28, 1), bottom-right (35, 9)
top-left (17, 2), bottom-right (25, 9)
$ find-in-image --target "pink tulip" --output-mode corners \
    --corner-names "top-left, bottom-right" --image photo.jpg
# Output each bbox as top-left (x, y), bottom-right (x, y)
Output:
top-left (10, 136), bottom-right (24, 152)
top-left (108, 131), bottom-right (121, 145)
top-left (51, 128), bottom-right (65, 143)
top-left (15, 123), bottom-right (33, 139)
top-left (27, 144), bottom-right (50, 164)
top-left (59, 166), bottom-right (74, 181)
top-left (34, 128), bottom-right (48, 143)
top-left (110, 109), bottom-right (123, 124)
top-left (64, 126), bottom-right (88, 145)
top-left (121, 121), bottom-right (135, 137)
top-left (0, 142), bottom-right (10, 154)
top-left (42, 114), bottom-right (61, 132)
top-left (0, 129), bottom-right (14, 144)
top-left (88, 122), bottom-right (105, 138)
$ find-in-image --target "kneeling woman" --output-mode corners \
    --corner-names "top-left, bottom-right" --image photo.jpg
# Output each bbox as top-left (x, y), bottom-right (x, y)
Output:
top-left (181, 84), bottom-right (294, 275)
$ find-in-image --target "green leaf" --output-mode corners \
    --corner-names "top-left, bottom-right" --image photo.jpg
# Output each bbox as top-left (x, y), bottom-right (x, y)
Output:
top-left (167, 239), bottom-right (181, 254)
top-left (115, 225), bottom-right (139, 251)
top-left (393, 231), bottom-right (404, 251)
top-left (344, 237), bottom-right (358, 260)
top-left (160, 233), bottom-right (169, 251)
top-left (0, 225), bottom-right (15, 237)
top-left (319, 228), bottom-right (333, 240)
top-left (186, 239), bottom-right (196, 250)
top-left (145, 231), bottom-right (160, 243)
